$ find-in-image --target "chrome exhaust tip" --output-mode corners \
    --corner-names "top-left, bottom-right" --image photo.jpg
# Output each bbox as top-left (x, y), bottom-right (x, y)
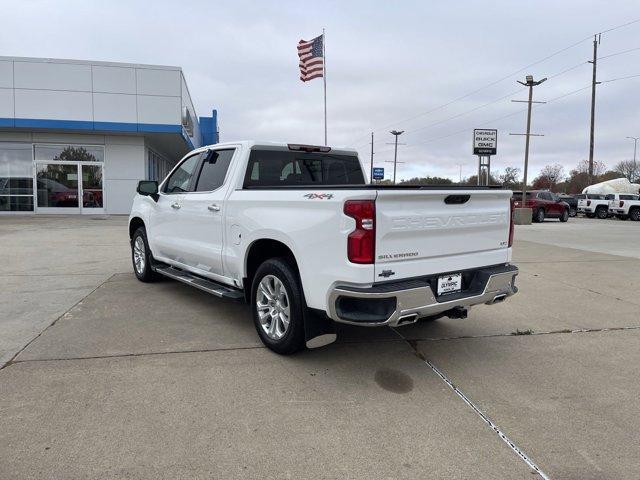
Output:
top-left (397, 313), bottom-right (419, 325)
top-left (488, 293), bottom-right (507, 304)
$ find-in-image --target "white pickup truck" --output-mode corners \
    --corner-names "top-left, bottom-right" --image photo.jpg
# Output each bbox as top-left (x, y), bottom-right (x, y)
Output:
top-left (129, 142), bottom-right (518, 354)
top-left (577, 194), bottom-right (609, 218)
top-left (607, 193), bottom-right (640, 220)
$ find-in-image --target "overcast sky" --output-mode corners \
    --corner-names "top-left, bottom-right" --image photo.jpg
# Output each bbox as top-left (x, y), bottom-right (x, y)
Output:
top-left (2, 0), bottom-right (639, 181)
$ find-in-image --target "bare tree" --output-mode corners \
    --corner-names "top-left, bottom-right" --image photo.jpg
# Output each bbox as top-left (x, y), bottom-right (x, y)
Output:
top-left (575, 158), bottom-right (606, 176)
top-left (532, 164), bottom-right (565, 190)
top-left (613, 160), bottom-right (640, 182)
top-left (497, 166), bottom-right (521, 189)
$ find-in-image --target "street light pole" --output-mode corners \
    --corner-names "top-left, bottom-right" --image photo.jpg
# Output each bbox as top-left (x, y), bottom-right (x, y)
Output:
top-left (627, 136), bottom-right (638, 164)
top-left (522, 83), bottom-right (533, 199)
top-left (516, 75), bottom-right (547, 202)
top-left (390, 130), bottom-right (404, 184)
top-left (627, 136), bottom-right (639, 180)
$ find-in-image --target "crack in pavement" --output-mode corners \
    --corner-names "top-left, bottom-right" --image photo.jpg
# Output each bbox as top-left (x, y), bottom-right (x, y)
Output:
top-left (3, 344), bottom-right (268, 366)
top-left (0, 273), bottom-right (117, 371)
top-left (2, 337), bottom-right (411, 367)
top-left (402, 324), bottom-right (640, 343)
top-left (391, 327), bottom-right (552, 480)
top-left (6, 324), bottom-right (639, 369)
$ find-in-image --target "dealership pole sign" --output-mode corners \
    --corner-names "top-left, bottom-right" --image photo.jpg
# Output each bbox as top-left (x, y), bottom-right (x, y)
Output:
top-left (372, 167), bottom-right (384, 180)
top-left (473, 129), bottom-right (497, 155)
top-left (473, 129), bottom-right (497, 186)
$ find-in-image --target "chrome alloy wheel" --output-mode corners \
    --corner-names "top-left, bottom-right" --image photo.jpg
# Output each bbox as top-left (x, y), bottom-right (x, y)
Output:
top-left (133, 236), bottom-right (146, 275)
top-left (256, 275), bottom-right (290, 340)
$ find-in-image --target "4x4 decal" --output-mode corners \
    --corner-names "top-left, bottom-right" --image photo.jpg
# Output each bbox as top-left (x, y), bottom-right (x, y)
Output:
top-left (304, 193), bottom-right (334, 200)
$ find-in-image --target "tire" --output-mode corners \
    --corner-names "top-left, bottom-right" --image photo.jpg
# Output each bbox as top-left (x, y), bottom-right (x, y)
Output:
top-left (596, 206), bottom-right (608, 219)
top-left (534, 208), bottom-right (545, 223)
top-left (131, 227), bottom-right (161, 282)
top-left (559, 209), bottom-right (569, 222)
top-left (616, 214), bottom-right (628, 221)
top-left (569, 208), bottom-right (577, 217)
top-left (251, 258), bottom-right (306, 355)
top-left (630, 208), bottom-right (640, 221)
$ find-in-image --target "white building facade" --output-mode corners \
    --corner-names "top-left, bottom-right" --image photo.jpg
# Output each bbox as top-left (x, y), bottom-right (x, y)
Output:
top-left (0, 56), bottom-right (218, 214)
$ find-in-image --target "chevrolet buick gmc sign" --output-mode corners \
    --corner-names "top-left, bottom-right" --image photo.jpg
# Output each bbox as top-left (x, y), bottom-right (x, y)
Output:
top-left (473, 129), bottom-right (497, 155)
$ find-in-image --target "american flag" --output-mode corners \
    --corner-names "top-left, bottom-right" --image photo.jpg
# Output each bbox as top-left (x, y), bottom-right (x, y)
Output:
top-left (298, 34), bottom-right (324, 82)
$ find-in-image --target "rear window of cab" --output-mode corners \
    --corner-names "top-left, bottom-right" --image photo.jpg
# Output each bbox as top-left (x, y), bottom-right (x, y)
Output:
top-left (243, 149), bottom-right (365, 187)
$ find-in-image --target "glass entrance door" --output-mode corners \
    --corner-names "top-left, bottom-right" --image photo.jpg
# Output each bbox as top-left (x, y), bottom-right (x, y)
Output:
top-left (36, 163), bottom-right (80, 213)
top-left (35, 162), bottom-right (104, 214)
top-left (80, 164), bottom-right (104, 212)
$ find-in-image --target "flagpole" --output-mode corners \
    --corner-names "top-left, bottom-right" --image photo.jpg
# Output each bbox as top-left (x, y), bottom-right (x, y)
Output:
top-left (322, 28), bottom-right (327, 146)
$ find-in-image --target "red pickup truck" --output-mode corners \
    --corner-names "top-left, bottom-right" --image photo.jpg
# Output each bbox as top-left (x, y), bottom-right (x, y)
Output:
top-left (513, 190), bottom-right (570, 223)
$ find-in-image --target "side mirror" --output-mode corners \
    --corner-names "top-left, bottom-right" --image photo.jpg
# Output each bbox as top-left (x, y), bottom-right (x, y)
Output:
top-left (137, 180), bottom-right (159, 201)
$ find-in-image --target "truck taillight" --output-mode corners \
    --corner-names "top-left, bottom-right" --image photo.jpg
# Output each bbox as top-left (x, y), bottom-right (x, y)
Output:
top-left (344, 200), bottom-right (375, 264)
top-left (508, 197), bottom-right (515, 247)
top-left (587, 200), bottom-right (591, 206)
top-left (620, 201), bottom-right (624, 207)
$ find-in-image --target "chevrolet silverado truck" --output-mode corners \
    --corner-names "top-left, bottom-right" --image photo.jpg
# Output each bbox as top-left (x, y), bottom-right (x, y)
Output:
top-left (129, 142), bottom-right (518, 354)
top-left (607, 193), bottom-right (640, 220)
top-left (577, 194), bottom-right (608, 218)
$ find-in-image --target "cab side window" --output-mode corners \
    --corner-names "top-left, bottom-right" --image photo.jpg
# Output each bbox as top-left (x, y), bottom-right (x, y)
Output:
top-left (163, 154), bottom-right (201, 194)
top-left (194, 149), bottom-right (235, 192)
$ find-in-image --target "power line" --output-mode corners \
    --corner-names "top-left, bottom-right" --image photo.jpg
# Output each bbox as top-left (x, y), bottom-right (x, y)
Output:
top-left (370, 53), bottom-right (635, 149)
top-left (598, 46), bottom-right (640, 60)
top-left (399, 60), bottom-right (591, 138)
top-left (356, 57), bottom-right (632, 153)
top-left (601, 73), bottom-right (640, 83)
top-left (374, 84), bottom-right (595, 155)
top-left (402, 89), bottom-right (521, 136)
top-left (349, 16), bottom-right (640, 145)
top-left (599, 17), bottom-right (640, 35)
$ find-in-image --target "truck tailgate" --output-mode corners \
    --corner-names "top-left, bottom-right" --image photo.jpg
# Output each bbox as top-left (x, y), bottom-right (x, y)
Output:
top-left (374, 189), bottom-right (512, 280)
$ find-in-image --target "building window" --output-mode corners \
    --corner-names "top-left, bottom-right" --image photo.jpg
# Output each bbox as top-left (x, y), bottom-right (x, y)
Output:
top-left (148, 149), bottom-right (172, 183)
top-left (34, 144), bottom-right (104, 162)
top-left (0, 143), bottom-right (34, 212)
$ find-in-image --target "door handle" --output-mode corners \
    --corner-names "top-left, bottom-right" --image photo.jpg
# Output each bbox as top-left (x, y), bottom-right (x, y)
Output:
top-left (208, 204), bottom-right (221, 212)
top-left (171, 202), bottom-right (181, 209)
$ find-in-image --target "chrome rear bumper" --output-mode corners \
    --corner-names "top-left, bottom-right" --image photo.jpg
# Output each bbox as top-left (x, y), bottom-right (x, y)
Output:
top-left (327, 264), bottom-right (518, 327)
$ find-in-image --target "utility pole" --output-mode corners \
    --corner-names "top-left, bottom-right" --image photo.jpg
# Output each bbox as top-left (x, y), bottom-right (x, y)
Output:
top-left (457, 164), bottom-right (463, 183)
top-left (511, 75), bottom-right (547, 203)
top-left (627, 136), bottom-right (639, 179)
top-left (389, 130), bottom-right (404, 184)
top-left (588, 34), bottom-right (601, 181)
top-left (369, 132), bottom-right (374, 184)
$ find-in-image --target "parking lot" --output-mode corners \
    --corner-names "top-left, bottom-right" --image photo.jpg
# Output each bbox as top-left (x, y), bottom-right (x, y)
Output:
top-left (1, 215), bottom-right (639, 479)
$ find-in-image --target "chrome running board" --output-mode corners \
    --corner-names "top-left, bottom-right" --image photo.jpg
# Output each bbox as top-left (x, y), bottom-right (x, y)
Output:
top-left (155, 266), bottom-right (244, 299)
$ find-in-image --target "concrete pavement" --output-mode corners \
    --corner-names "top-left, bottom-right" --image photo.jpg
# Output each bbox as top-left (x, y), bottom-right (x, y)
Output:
top-left (0, 215), bottom-right (130, 366)
top-left (1, 215), bottom-right (639, 479)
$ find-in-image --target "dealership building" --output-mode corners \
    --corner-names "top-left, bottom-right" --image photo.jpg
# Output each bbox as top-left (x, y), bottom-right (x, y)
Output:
top-left (0, 56), bottom-right (218, 214)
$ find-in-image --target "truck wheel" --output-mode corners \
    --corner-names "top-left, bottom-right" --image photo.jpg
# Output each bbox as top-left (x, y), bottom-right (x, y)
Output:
top-left (616, 214), bottom-right (628, 221)
top-left (251, 258), bottom-right (305, 355)
top-left (630, 208), bottom-right (640, 221)
top-left (131, 227), bottom-right (160, 282)
top-left (534, 208), bottom-right (545, 223)
top-left (559, 209), bottom-right (569, 222)
top-left (596, 206), bottom-right (608, 219)
top-left (569, 208), bottom-right (577, 217)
